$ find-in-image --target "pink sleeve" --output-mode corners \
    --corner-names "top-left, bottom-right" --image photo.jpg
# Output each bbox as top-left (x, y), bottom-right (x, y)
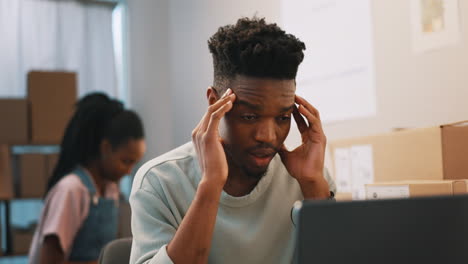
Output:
top-left (40, 175), bottom-right (90, 257)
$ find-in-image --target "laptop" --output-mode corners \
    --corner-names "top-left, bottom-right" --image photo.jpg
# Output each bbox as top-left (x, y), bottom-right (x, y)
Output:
top-left (294, 195), bottom-right (468, 264)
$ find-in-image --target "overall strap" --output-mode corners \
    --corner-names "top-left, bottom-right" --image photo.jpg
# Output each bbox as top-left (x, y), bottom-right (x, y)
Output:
top-left (73, 167), bottom-right (97, 195)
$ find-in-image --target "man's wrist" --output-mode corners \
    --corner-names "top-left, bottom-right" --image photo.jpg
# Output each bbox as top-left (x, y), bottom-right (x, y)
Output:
top-left (298, 174), bottom-right (330, 200)
top-left (296, 171), bottom-right (324, 186)
top-left (197, 179), bottom-right (224, 202)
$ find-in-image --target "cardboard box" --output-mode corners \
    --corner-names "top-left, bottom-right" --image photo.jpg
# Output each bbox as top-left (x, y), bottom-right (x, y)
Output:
top-left (330, 122), bottom-right (468, 199)
top-left (335, 192), bottom-right (353, 201)
top-left (45, 153), bottom-right (59, 181)
top-left (0, 99), bottom-right (29, 144)
top-left (0, 145), bottom-right (13, 199)
top-left (366, 180), bottom-right (468, 200)
top-left (118, 199), bottom-right (132, 238)
top-left (28, 71), bottom-right (77, 144)
top-left (14, 154), bottom-right (47, 198)
top-left (11, 226), bottom-right (35, 255)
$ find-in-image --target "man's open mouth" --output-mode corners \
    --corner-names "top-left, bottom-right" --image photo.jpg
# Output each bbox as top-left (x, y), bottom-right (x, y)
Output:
top-left (248, 150), bottom-right (275, 167)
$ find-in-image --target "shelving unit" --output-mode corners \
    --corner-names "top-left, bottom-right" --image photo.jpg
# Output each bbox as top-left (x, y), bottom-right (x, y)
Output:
top-left (0, 146), bottom-right (58, 263)
top-left (0, 71), bottom-right (77, 263)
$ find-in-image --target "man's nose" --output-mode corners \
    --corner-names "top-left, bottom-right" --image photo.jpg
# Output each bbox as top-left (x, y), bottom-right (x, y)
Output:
top-left (254, 120), bottom-right (277, 144)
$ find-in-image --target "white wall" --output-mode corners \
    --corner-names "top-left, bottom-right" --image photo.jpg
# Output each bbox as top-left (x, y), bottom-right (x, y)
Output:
top-left (324, 0), bottom-right (468, 141)
top-left (128, 0), bottom-right (281, 161)
top-left (127, 0), bottom-right (173, 160)
top-left (128, 0), bottom-right (468, 162)
top-left (167, 0), bottom-right (281, 145)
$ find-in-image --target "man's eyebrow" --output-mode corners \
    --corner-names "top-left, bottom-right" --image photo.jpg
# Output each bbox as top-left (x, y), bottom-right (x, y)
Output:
top-left (234, 100), bottom-right (295, 113)
top-left (281, 104), bottom-right (295, 113)
top-left (234, 100), bottom-right (262, 110)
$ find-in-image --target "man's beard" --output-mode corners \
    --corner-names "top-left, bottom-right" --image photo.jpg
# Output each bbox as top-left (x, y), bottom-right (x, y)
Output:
top-left (223, 143), bottom-right (271, 180)
top-left (241, 166), bottom-right (268, 180)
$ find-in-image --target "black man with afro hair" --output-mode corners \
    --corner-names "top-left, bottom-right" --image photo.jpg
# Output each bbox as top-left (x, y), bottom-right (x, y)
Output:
top-left (130, 17), bottom-right (336, 264)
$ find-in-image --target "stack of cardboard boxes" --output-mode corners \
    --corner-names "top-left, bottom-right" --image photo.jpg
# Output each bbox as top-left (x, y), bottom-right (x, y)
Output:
top-left (329, 121), bottom-right (468, 201)
top-left (0, 71), bottom-right (76, 255)
top-left (0, 71), bottom-right (76, 200)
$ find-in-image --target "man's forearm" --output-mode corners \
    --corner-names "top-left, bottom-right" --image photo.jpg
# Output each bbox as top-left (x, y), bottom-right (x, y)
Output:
top-left (167, 179), bottom-right (222, 264)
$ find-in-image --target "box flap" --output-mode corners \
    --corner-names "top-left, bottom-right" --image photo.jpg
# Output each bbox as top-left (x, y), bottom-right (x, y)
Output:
top-left (16, 154), bottom-right (47, 198)
top-left (366, 181), bottom-right (453, 198)
top-left (27, 71), bottom-right (77, 144)
top-left (452, 180), bottom-right (468, 194)
top-left (409, 182), bottom-right (453, 197)
top-left (441, 126), bottom-right (468, 179)
top-left (0, 99), bottom-right (29, 144)
top-left (440, 120), bottom-right (468, 127)
top-left (331, 126), bottom-right (444, 184)
top-left (0, 145), bottom-right (13, 199)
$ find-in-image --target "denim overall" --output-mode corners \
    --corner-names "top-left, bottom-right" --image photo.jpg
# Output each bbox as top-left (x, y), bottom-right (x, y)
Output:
top-left (68, 167), bottom-right (118, 261)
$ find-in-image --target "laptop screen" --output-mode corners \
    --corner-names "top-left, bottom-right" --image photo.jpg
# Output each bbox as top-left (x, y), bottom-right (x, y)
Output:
top-left (295, 195), bottom-right (468, 264)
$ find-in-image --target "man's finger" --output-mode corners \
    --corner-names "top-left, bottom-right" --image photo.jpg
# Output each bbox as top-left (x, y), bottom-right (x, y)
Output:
top-left (199, 89), bottom-right (235, 132)
top-left (278, 144), bottom-right (290, 163)
top-left (206, 97), bottom-right (235, 136)
top-left (298, 104), bottom-right (323, 134)
top-left (292, 105), bottom-right (308, 134)
top-left (295, 95), bottom-right (321, 121)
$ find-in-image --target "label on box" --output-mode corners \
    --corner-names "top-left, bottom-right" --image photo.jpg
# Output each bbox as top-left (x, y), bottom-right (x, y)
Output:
top-left (350, 145), bottom-right (374, 200)
top-left (366, 185), bottom-right (410, 200)
top-left (334, 148), bottom-right (352, 193)
top-left (335, 145), bottom-right (375, 200)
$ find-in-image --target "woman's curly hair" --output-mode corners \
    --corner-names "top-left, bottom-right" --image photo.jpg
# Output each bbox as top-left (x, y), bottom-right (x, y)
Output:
top-left (208, 17), bottom-right (306, 88)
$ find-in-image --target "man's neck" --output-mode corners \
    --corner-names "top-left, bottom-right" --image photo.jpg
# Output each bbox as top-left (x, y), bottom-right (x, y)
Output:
top-left (223, 161), bottom-right (261, 197)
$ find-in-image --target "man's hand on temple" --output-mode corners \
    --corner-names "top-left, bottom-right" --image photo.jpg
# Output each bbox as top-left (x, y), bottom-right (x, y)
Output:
top-left (278, 95), bottom-right (330, 199)
top-left (192, 88), bottom-right (236, 189)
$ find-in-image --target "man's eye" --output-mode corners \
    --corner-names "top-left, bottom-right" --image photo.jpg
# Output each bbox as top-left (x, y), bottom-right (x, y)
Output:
top-left (241, 114), bottom-right (257, 121)
top-left (278, 115), bottom-right (291, 121)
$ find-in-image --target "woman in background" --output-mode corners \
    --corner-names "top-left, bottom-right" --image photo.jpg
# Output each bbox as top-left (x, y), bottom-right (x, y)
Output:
top-left (28, 93), bottom-right (146, 264)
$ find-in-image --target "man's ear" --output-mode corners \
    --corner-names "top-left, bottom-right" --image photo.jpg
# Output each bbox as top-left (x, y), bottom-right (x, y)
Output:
top-left (206, 86), bottom-right (219, 106)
